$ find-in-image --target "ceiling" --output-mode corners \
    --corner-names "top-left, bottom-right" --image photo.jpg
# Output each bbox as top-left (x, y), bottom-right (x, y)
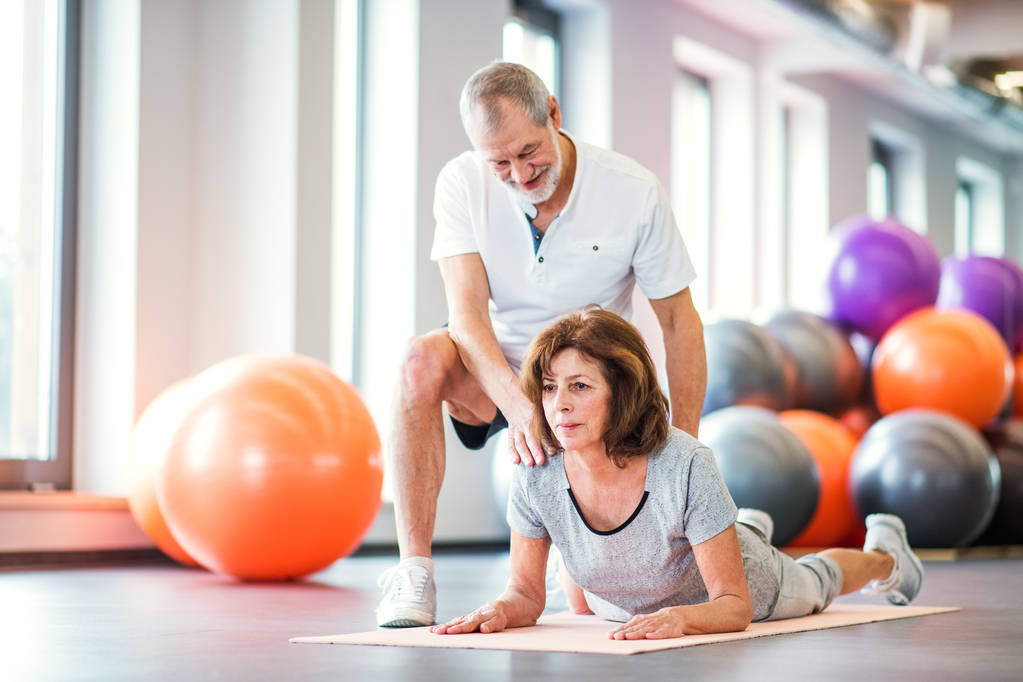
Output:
top-left (805, 1), bottom-right (1023, 103)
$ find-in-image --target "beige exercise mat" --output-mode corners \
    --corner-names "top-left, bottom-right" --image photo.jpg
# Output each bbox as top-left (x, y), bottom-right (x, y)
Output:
top-left (290, 603), bottom-right (958, 655)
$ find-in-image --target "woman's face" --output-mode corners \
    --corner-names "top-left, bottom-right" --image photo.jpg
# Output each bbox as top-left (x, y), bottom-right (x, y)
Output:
top-left (542, 348), bottom-right (612, 453)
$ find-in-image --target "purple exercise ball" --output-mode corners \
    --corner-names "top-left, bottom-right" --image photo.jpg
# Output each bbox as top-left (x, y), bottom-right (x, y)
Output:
top-left (826, 216), bottom-right (941, 341)
top-left (937, 255), bottom-right (1023, 354)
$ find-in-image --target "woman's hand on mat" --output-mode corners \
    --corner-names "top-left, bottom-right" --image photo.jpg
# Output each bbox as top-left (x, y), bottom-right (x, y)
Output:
top-left (608, 607), bottom-right (686, 640)
top-left (506, 397), bottom-right (549, 467)
top-left (431, 602), bottom-right (509, 635)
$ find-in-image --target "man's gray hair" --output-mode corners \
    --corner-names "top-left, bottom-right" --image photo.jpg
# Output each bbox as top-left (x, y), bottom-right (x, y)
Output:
top-left (459, 61), bottom-right (551, 138)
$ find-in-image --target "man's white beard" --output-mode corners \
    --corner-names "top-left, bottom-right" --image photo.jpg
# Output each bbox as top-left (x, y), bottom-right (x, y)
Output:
top-left (507, 127), bottom-right (562, 205)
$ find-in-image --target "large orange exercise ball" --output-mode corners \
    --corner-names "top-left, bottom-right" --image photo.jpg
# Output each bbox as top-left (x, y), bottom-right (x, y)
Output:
top-left (156, 355), bottom-right (383, 580)
top-left (779, 410), bottom-right (858, 547)
top-left (127, 380), bottom-right (199, 566)
top-left (872, 307), bottom-right (1013, 428)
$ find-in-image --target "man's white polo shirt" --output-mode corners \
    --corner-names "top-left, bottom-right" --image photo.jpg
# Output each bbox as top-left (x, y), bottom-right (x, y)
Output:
top-left (430, 131), bottom-right (696, 371)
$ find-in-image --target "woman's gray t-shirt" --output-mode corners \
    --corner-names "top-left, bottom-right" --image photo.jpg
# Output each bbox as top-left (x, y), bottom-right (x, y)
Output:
top-left (507, 427), bottom-right (781, 622)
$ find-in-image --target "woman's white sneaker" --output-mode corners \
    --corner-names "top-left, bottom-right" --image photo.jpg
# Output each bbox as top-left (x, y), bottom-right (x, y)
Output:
top-left (862, 514), bottom-right (924, 606)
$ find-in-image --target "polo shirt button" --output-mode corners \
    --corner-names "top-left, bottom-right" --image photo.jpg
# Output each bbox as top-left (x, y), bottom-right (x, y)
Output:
top-left (538, 256), bottom-right (544, 263)
top-left (593, 245), bottom-right (598, 251)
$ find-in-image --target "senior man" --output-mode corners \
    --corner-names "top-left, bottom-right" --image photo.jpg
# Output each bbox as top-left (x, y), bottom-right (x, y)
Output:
top-left (376, 61), bottom-right (706, 627)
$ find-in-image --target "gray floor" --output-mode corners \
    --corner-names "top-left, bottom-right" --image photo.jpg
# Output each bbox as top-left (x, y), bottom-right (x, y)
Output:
top-left (3, 550), bottom-right (1021, 682)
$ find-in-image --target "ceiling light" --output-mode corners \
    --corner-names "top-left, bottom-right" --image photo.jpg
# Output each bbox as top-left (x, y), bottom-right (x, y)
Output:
top-left (994, 71), bottom-right (1023, 90)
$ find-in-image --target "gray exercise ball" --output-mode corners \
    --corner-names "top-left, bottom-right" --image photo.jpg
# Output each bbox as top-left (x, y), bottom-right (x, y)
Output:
top-left (850, 409), bottom-right (1001, 548)
top-left (764, 310), bottom-right (863, 415)
top-left (703, 319), bottom-right (791, 415)
top-left (700, 406), bottom-right (819, 546)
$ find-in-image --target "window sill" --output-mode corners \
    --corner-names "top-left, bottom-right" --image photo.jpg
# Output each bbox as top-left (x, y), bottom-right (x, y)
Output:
top-left (0, 492), bottom-right (150, 554)
top-left (0, 491), bottom-right (128, 511)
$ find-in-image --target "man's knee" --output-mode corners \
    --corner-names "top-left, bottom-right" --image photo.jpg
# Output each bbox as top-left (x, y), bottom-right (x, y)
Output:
top-left (400, 332), bottom-right (458, 404)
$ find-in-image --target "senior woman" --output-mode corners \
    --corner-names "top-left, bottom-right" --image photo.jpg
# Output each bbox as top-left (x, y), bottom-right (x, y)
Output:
top-left (432, 309), bottom-right (923, 639)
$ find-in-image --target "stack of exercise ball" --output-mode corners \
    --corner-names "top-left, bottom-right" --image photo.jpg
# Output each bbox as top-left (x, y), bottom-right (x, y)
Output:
top-left (128, 355), bottom-right (383, 580)
top-left (819, 216), bottom-right (1017, 547)
top-left (699, 307), bottom-right (869, 546)
top-left (700, 214), bottom-right (1022, 548)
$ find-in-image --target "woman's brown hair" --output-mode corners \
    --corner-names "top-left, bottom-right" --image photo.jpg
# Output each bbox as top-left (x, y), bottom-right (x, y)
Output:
top-left (520, 308), bottom-right (669, 467)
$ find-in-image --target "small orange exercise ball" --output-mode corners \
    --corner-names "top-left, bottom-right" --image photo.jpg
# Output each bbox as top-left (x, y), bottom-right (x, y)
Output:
top-left (779, 410), bottom-right (858, 547)
top-left (156, 355), bottom-right (383, 580)
top-left (127, 380), bottom-right (199, 566)
top-left (872, 307), bottom-right (1013, 428)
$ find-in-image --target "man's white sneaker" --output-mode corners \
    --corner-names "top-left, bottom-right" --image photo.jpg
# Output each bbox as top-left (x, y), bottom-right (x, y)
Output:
top-left (376, 559), bottom-right (437, 627)
top-left (862, 513), bottom-right (924, 606)
top-left (736, 508), bottom-right (775, 545)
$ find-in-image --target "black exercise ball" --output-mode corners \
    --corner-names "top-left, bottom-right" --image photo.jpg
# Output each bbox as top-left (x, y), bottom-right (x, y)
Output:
top-left (703, 319), bottom-right (791, 415)
top-left (700, 406), bottom-right (818, 546)
top-left (764, 310), bottom-right (863, 415)
top-left (979, 421), bottom-right (1023, 544)
top-left (850, 409), bottom-right (1001, 547)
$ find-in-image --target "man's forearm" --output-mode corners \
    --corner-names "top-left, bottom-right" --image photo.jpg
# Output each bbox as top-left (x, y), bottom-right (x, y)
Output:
top-left (665, 323), bottom-right (707, 438)
top-left (447, 309), bottom-right (521, 413)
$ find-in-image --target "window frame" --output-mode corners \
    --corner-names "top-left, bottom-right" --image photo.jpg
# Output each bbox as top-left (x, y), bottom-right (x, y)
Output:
top-left (0, 0), bottom-right (79, 490)
top-left (506, 0), bottom-right (562, 97)
top-left (869, 137), bottom-right (894, 219)
top-left (954, 179), bottom-right (975, 255)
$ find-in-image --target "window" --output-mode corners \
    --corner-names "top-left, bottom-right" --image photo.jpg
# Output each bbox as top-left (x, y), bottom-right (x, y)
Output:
top-left (954, 180), bottom-right (974, 256)
top-left (673, 36), bottom-right (755, 317)
top-left (332, 0), bottom-right (362, 384)
top-left (955, 157), bottom-right (1005, 256)
top-left (503, 1), bottom-right (560, 96)
top-left (671, 69), bottom-right (712, 313)
top-left (0, 0), bottom-right (78, 489)
top-left (868, 138), bottom-right (893, 220)
top-left (868, 123), bottom-right (926, 232)
top-left (780, 84), bottom-right (828, 313)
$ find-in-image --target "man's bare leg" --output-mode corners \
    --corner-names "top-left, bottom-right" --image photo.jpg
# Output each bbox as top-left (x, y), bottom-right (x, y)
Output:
top-left (389, 329), bottom-right (496, 559)
top-left (378, 330), bottom-right (496, 627)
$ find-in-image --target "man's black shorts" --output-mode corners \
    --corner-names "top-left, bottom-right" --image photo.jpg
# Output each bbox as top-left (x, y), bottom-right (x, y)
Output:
top-left (449, 409), bottom-right (508, 450)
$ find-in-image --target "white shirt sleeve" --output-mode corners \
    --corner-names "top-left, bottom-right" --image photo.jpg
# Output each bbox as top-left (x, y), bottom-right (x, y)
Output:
top-left (430, 158), bottom-right (480, 261)
top-left (632, 179), bottom-right (697, 300)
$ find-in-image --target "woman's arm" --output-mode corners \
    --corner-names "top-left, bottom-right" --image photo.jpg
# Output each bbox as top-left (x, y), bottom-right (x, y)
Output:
top-left (608, 525), bottom-right (754, 640)
top-left (560, 557), bottom-right (594, 615)
top-left (432, 531), bottom-right (550, 634)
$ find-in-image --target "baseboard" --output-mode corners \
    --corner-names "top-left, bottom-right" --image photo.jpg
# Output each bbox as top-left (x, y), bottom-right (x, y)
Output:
top-left (0, 547), bottom-right (173, 570)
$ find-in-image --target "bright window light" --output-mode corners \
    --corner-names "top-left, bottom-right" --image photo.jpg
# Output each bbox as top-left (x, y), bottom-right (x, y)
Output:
top-left (502, 18), bottom-right (558, 96)
top-left (671, 69), bottom-right (711, 313)
top-left (868, 160), bottom-right (889, 220)
top-left (0, 0), bottom-right (63, 461)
